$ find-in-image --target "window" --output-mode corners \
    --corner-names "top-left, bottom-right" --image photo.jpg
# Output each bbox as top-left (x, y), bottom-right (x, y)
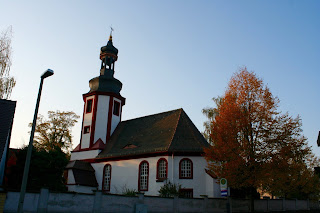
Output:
top-left (113, 100), bottom-right (120, 116)
top-left (103, 164), bottom-right (112, 192)
top-left (86, 99), bottom-right (93, 113)
top-left (179, 189), bottom-right (193, 198)
top-left (138, 161), bottom-right (149, 191)
top-left (83, 126), bottom-right (90, 134)
top-left (157, 158), bottom-right (168, 181)
top-left (179, 158), bottom-right (193, 179)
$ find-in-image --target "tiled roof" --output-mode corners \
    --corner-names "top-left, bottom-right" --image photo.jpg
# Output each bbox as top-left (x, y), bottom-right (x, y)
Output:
top-left (66, 160), bottom-right (95, 172)
top-left (0, 99), bottom-right (16, 162)
top-left (97, 108), bottom-right (209, 159)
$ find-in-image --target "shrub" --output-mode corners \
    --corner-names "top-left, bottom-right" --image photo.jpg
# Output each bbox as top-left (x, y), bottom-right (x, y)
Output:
top-left (122, 187), bottom-right (137, 196)
top-left (158, 180), bottom-right (182, 197)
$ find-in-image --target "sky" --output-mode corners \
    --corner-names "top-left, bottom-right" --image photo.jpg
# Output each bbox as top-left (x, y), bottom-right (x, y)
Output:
top-left (1, 1), bottom-right (320, 155)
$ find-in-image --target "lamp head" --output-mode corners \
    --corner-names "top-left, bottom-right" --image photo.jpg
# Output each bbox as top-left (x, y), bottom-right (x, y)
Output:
top-left (41, 69), bottom-right (54, 79)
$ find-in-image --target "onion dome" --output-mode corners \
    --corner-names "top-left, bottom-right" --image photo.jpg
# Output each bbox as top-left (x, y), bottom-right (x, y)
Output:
top-left (100, 35), bottom-right (118, 61)
top-left (88, 33), bottom-right (123, 95)
top-left (89, 75), bottom-right (122, 94)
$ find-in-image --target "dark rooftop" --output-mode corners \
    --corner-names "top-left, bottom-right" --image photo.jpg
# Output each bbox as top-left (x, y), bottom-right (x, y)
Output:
top-left (66, 160), bottom-right (95, 172)
top-left (0, 99), bottom-right (16, 162)
top-left (97, 108), bottom-right (209, 159)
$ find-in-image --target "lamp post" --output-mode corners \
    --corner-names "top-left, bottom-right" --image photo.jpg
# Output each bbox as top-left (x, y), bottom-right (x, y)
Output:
top-left (17, 69), bottom-right (54, 213)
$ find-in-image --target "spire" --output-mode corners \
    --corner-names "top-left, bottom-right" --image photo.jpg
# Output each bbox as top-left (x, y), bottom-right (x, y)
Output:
top-left (88, 33), bottom-right (122, 95)
top-left (109, 26), bottom-right (114, 41)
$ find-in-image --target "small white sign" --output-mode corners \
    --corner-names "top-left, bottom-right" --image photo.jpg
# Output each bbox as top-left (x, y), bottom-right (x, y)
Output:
top-left (220, 178), bottom-right (228, 197)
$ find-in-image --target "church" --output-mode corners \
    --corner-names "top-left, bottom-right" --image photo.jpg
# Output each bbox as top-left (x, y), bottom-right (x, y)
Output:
top-left (66, 34), bottom-right (221, 198)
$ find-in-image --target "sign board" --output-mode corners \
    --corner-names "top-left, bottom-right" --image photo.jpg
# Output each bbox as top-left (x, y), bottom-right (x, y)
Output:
top-left (220, 178), bottom-right (228, 197)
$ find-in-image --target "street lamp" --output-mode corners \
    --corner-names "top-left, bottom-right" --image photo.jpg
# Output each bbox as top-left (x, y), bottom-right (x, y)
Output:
top-left (17, 69), bottom-right (54, 213)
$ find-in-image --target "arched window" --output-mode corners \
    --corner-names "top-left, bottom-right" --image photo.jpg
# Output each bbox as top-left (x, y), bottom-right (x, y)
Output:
top-left (157, 158), bottom-right (168, 180)
top-left (179, 158), bottom-right (193, 179)
top-left (103, 164), bottom-right (112, 191)
top-left (138, 161), bottom-right (149, 191)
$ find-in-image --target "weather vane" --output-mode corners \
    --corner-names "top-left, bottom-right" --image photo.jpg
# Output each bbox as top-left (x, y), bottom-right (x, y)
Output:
top-left (110, 25), bottom-right (114, 36)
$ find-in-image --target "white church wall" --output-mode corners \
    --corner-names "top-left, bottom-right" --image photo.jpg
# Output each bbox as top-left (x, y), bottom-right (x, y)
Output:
top-left (93, 95), bottom-right (110, 143)
top-left (110, 97), bottom-right (122, 135)
top-left (170, 156), bottom-right (210, 197)
top-left (205, 172), bottom-right (214, 197)
top-left (92, 157), bottom-right (146, 195)
top-left (70, 149), bottom-right (101, 161)
top-left (92, 155), bottom-right (215, 198)
top-left (204, 172), bottom-right (222, 198)
top-left (81, 95), bottom-right (95, 149)
top-left (67, 170), bottom-right (75, 184)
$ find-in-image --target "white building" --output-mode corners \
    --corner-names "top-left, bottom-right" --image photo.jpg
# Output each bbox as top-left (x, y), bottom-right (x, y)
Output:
top-left (66, 35), bottom-right (221, 198)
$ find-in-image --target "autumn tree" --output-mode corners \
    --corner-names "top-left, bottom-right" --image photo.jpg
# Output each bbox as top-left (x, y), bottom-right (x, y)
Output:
top-left (0, 26), bottom-right (16, 99)
top-left (6, 111), bottom-right (79, 191)
top-left (31, 110), bottom-right (80, 152)
top-left (203, 68), bottom-right (319, 207)
top-left (263, 138), bottom-right (319, 199)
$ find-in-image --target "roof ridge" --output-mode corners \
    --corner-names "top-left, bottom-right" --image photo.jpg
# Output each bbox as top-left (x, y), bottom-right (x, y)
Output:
top-left (121, 108), bottom-right (183, 123)
top-left (186, 110), bottom-right (209, 148)
top-left (181, 110), bottom-right (206, 148)
top-left (167, 108), bottom-right (183, 150)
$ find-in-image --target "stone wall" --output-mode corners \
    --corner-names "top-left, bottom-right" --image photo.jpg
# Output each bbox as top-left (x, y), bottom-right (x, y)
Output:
top-left (3, 189), bottom-right (319, 213)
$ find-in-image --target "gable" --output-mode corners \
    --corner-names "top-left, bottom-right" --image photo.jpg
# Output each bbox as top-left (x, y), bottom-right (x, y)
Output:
top-left (168, 110), bottom-right (209, 152)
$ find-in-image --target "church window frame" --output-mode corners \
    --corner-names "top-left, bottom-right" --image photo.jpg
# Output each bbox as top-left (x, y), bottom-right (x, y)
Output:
top-left (113, 100), bottom-right (120, 116)
top-left (86, 99), bottom-right (93, 114)
top-left (179, 158), bottom-right (193, 179)
top-left (83, 126), bottom-right (90, 134)
top-left (138, 161), bottom-right (149, 191)
top-left (179, 188), bottom-right (193, 198)
top-left (156, 158), bottom-right (168, 181)
top-left (102, 164), bottom-right (112, 192)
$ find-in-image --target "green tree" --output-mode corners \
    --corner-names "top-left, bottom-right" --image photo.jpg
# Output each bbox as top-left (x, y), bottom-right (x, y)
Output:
top-left (203, 68), bottom-right (319, 209)
top-left (7, 146), bottom-right (69, 192)
top-left (31, 111), bottom-right (80, 152)
top-left (0, 26), bottom-right (16, 99)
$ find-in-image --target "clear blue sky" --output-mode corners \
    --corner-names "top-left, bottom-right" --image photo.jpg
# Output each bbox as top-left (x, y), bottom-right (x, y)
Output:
top-left (1, 1), bottom-right (320, 155)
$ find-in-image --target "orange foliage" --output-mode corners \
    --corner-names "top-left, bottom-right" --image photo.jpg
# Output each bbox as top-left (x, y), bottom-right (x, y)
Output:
top-left (204, 68), bottom-right (319, 199)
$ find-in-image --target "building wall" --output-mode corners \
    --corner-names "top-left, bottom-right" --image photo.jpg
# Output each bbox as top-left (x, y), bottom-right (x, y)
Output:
top-left (110, 97), bottom-right (122, 135)
top-left (81, 95), bottom-right (95, 149)
top-left (93, 95), bottom-right (110, 143)
top-left (67, 170), bottom-right (75, 184)
top-left (70, 150), bottom-right (101, 161)
top-left (92, 155), bottom-right (219, 198)
top-left (81, 94), bottom-right (122, 148)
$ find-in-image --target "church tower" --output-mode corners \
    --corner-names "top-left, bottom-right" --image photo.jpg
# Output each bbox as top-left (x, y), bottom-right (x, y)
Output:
top-left (71, 33), bottom-right (125, 159)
